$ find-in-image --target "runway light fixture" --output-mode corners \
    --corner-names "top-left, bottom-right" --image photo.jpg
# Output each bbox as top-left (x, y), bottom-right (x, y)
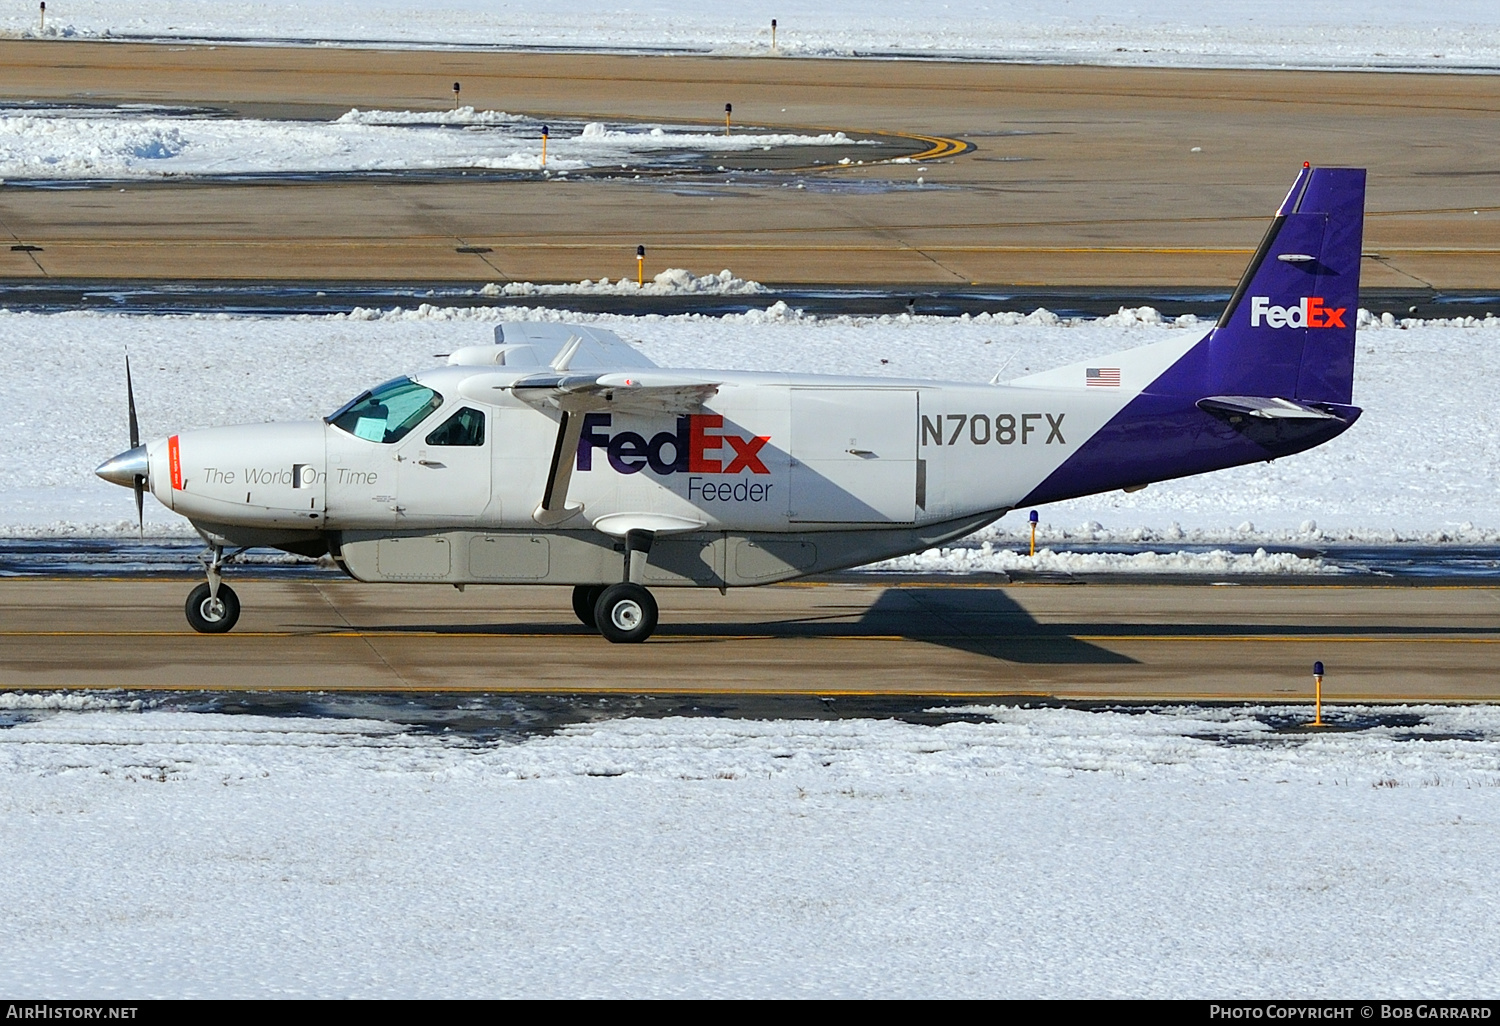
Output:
top-left (452, 81), bottom-right (461, 109)
top-left (771, 19), bottom-right (778, 51)
top-left (541, 124), bottom-right (549, 168)
top-left (725, 103), bottom-right (733, 136)
top-left (637, 245), bottom-right (646, 287)
top-left (1029, 509), bottom-right (1039, 557)
top-left (1311, 661), bottom-right (1326, 726)
top-left (39, 2), bottom-right (45, 33)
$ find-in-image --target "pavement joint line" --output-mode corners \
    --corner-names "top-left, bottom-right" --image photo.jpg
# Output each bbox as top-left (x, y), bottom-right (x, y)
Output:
top-left (4, 631), bottom-right (1500, 643)
top-left (313, 579), bottom-right (414, 688)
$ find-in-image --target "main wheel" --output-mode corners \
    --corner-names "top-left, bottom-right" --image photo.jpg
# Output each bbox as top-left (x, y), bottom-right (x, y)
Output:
top-left (593, 583), bottom-right (658, 644)
top-left (185, 582), bottom-right (240, 634)
top-left (571, 584), bottom-right (606, 629)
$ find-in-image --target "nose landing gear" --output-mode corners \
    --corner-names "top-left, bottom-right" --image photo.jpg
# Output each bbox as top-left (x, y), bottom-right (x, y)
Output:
top-left (185, 544), bottom-right (244, 634)
top-left (185, 581), bottom-right (240, 633)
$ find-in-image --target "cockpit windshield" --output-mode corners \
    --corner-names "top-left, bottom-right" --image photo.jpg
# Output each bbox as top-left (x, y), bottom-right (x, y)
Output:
top-left (326, 377), bottom-right (444, 444)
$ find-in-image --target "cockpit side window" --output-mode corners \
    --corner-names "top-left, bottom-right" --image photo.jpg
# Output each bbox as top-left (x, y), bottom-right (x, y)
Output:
top-left (327, 377), bottom-right (443, 444)
top-left (425, 407), bottom-right (486, 447)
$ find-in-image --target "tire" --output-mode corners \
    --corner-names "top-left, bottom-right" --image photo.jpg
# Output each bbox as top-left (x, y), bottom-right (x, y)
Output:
top-left (593, 583), bottom-right (658, 644)
top-left (571, 584), bottom-right (606, 629)
top-left (185, 582), bottom-right (240, 634)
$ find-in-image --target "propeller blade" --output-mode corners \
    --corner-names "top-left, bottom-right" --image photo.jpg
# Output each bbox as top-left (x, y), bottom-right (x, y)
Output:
top-left (126, 353), bottom-right (140, 449)
top-left (127, 353), bottom-right (143, 535)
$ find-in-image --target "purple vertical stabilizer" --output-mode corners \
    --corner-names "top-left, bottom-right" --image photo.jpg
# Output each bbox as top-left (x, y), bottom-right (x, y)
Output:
top-left (1204, 165), bottom-right (1365, 405)
top-left (1018, 165), bottom-right (1365, 507)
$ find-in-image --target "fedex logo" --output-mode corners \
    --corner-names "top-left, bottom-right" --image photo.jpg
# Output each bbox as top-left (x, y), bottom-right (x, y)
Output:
top-left (1250, 296), bottom-right (1347, 329)
top-left (578, 413), bottom-right (771, 475)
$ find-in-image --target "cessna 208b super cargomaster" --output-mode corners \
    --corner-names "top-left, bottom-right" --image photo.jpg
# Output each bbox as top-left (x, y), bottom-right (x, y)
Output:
top-left (97, 164), bottom-right (1365, 642)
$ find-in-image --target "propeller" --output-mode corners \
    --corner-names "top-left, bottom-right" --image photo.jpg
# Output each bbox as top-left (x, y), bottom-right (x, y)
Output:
top-left (126, 353), bottom-right (143, 536)
top-left (94, 356), bottom-right (151, 531)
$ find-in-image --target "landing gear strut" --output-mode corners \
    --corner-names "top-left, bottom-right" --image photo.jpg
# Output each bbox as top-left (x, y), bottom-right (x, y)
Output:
top-left (186, 544), bottom-right (244, 634)
top-left (580, 527), bottom-right (661, 643)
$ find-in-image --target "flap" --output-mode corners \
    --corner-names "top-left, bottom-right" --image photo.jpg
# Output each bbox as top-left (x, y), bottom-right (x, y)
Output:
top-left (507, 371), bottom-right (721, 414)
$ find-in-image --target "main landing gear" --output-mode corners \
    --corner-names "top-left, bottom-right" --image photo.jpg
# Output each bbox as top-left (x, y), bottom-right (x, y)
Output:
top-left (570, 528), bottom-right (661, 643)
top-left (185, 544), bottom-right (243, 634)
top-left (573, 583), bottom-right (658, 644)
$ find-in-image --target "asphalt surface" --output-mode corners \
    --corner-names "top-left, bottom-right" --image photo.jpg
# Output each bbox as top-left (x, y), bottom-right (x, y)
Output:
top-left (6, 577), bottom-right (1499, 702)
top-left (3, 41), bottom-right (1500, 286)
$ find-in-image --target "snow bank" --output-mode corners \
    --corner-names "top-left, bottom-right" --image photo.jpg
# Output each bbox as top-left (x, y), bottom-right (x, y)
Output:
top-left (868, 544), bottom-right (1337, 575)
top-left (4, 2), bottom-right (1500, 71)
top-left (476, 268), bottom-right (767, 298)
top-left (0, 691), bottom-right (142, 712)
top-left (0, 107), bottom-right (863, 180)
top-left (3, 701), bottom-right (1500, 996)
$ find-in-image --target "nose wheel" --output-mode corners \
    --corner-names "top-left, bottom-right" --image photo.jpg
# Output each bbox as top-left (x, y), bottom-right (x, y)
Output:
top-left (593, 583), bottom-right (658, 643)
top-left (185, 581), bottom-right (240, 633)
top-left (186, 542), bottom-right (246, 634)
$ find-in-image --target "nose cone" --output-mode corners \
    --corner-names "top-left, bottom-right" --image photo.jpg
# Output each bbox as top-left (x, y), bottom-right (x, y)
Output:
top-left (96, 445), bottom-right (149, 488)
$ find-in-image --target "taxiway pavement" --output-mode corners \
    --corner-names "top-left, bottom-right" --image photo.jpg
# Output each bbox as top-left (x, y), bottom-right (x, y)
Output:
top-left (6, 578), bottom-right (1499, 701)
top-left (2, 41), bottom-right (1500, 287)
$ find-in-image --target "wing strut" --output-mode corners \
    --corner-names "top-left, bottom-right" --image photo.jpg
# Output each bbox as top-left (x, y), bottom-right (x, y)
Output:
top-left (533, 411), bottom-right (586, 526)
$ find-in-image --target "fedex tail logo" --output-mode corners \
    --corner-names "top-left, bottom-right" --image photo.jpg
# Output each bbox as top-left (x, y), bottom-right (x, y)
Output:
top-left (578, 413), bottom-right (771, 475)
top-left (1250, 296), bottom-right (1347, 329)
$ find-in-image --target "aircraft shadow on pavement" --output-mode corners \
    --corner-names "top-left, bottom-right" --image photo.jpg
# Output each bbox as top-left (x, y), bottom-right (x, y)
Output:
top-left (333, 586), bottom-right (1138, 665)
top-left (851, 587), bottom-right (1137, 664)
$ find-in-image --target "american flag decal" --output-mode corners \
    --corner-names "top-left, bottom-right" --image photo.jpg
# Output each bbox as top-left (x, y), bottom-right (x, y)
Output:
top-left (1086, 367), bottom-right (1121, 387)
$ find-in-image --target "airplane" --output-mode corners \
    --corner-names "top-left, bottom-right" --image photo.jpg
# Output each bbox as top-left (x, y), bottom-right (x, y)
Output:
top-left (97, 163), bottom-right (1364, 643)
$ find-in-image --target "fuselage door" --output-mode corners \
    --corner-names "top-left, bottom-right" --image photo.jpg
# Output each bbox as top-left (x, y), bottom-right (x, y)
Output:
top-left (393, 405), bottom-right (493, 525)
top-left (789, 389), bottom-right (917, 523)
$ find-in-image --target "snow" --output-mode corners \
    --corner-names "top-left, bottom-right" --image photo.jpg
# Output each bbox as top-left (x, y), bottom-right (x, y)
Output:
top-left (6, 2), bottom-right (1500, 71)
top-left (6, 300), bottom-right (1499, 553)
top-left (870, 544), bottom-right (1340, 575)
top-left (477, 268), bottom-right (768, 298)
top-left (1, 698), bottom-right (1499, 997)
top-left (0, 106), bottom-right (858, 180)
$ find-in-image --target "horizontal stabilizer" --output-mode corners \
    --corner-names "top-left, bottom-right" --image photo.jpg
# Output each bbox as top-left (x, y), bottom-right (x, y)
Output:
top-left (1196, 395), bottom-right (1346, 421)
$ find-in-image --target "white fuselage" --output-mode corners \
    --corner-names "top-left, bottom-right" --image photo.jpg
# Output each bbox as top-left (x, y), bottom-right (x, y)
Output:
top-left (144, 366), bottom-right (1137, 540)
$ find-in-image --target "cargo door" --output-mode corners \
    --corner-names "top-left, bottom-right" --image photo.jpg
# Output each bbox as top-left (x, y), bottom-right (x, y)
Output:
top-left (788, 389), bottom-right (916, 523)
